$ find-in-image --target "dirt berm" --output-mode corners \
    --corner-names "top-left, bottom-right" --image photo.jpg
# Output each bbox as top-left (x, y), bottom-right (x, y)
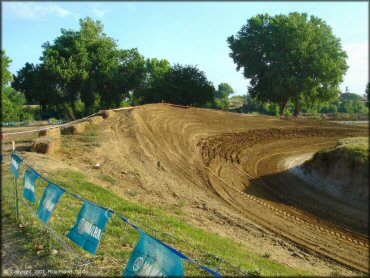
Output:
top-left (58, 104), bottom-right (369, 275)
top-left (302, 145), bottom-right (368, 203)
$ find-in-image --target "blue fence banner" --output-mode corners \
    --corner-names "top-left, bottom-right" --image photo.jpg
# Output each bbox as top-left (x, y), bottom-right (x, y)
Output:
top-left (123, 231), bottom-right (184, 277)
top-left (23, 168), bottom-right (39, 203)
top-left (37, 183), bottom-right (65, 224)
top-left (67, 202), bottom-right (112, 255)
top-left (10, 153), bottom-right (22, 180)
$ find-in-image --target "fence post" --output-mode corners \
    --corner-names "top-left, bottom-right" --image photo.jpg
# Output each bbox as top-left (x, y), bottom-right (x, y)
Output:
top-left (12, 141), bottom-right (19, 221)
top-left (15, 177), bottom-right (19, 221)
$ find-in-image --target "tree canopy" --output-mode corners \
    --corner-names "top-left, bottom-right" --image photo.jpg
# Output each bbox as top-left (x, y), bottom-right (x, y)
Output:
top-left (135, 64), bottom-right (215, 106)
top-left (1, 51), bottom-right (13, 91)
top-left (227, 13), bottom-right (348, 116)
top-left (215, 83), bottom-right (234, 99)
top-left (2, 51), bottom-right (32, 121)
top-left (11, 18), bottom-right (215, 120)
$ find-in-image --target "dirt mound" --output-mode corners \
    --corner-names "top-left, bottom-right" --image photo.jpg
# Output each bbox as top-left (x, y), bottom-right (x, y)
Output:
top-left (59, 104), bottom-right (369, 274)
top-left (302, 145), bottom-right (369, 202)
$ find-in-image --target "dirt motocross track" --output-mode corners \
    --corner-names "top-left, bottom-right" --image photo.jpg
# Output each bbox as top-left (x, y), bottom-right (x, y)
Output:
top-left (60, 104), bottom-right (369, 274)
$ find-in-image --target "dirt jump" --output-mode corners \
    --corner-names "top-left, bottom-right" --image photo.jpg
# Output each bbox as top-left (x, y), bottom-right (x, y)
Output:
top-left (8, 103), bottom-right (368, 275)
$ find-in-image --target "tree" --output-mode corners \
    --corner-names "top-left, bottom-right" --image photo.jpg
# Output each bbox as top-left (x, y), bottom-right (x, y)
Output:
top-left (1, 51), bottom-right (13, 91)
top-left (227, 13), bottom-right (348, 116)
top-left (133, 58), bottom-right (172, 104)
top-left (214, 83), bottom-right (234, 110)
top-left (215, 83), bottom-right (234, 99)
top-left (13, 63), bottom-right (62, 114)
top-left (40, 17), bottom-right (118, 117)
top-left (339, 92), bottom-right (367, 113)
top-left (99, 48), bottom-right (146, 108)
top-left (136, 64), bottom-right (215, 106)
top-left (1, 52), bottom-right (31, 121)
top-left (78, 18), bottom-right (118, 114)
top-left (41, 28), bottom-right (87, 119)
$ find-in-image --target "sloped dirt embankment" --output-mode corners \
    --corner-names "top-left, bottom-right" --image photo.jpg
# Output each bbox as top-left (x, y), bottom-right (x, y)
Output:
top-left (302, 145), bottom-right (369, 203)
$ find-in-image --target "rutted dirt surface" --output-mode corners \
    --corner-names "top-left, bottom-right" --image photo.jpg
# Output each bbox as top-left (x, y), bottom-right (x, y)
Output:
top-left (7, 104), bottom-right (369, 275)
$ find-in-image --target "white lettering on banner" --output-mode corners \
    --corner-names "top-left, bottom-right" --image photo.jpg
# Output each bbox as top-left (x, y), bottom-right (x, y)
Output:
top-left (77, 218), bottom-right (102, 240)
top-left (24, 177), bottom-right (35, 192)
top-left (44, 198), bottom-right (55, 212)
top-left (133, 257), bottom-right (144, 272)
top-left (11, 158), bottom-right (19, 170)
top-left (136, 259), bottom-right (165, 277)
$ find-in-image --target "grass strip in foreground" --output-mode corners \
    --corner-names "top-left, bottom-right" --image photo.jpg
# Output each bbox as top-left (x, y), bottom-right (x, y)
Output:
top-left (2, 163), bottom-right (312, 276)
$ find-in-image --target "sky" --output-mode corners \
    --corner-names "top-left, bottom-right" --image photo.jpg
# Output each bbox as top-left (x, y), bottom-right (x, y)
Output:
top-left (2, 1), bottom-right (369, 96)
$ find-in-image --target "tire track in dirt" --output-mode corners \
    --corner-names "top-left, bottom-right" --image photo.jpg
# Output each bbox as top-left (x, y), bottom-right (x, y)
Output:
top-left (201, 133), bottom-right (369, 273)
top-left (68, 104), bottom-right (368, 275)
top-left (205, 167), bottom-right (368, 273)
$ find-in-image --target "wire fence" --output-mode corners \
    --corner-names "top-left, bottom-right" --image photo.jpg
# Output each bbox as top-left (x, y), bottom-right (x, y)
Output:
top-left (1, 153), bottom-right (261, 277)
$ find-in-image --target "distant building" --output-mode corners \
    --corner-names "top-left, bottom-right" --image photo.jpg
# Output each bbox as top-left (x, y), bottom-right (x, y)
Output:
top-left (340, 86), bottom-right (353, 101)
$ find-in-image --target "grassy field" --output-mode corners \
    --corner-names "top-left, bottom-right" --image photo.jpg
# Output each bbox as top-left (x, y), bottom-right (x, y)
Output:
top-left (2, 157), bottom-right (313, 276)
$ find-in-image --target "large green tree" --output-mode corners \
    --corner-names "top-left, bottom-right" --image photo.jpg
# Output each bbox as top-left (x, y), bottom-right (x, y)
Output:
top-left (1, 50), bottom-right (13, 91)
top-left (40, 18), bottom-right (119, 117)
top-left (99, 48), bottom-right (146, 108)
top-left (2, 51), bottom-right (30, 121)
top-left (12, 63), bottom-right (62, 113)
top-left (132, 58), bottom-right (172, 104)
top-left (228, 13), bottom-right (348, 116)
top-left (136, 64), bottom-right (215, 106)
top-left (24, 17), bottom-right (146, 117)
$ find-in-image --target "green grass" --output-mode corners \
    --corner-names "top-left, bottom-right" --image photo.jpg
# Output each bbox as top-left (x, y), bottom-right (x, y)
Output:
top-left (313, 137), bottom-right (369, 164)
top-left (337, 137), bottom-right (368, 158)
top-left (2, 161), bottom-right (313, 276)
top-left (98, 173), bottom-right (117, 185)
top-left (76, 125), bottom-right (101, 146)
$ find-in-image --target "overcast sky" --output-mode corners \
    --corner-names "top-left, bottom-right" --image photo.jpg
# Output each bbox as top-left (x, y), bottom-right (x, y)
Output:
top-left (2, 1), bottom-right (369, 96)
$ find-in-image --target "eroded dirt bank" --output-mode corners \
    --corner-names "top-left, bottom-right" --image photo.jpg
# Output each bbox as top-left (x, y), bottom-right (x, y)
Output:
top-left (301, 145), bottom-right (368, 204)
top-left (42, 104), bottom-right (368, 275)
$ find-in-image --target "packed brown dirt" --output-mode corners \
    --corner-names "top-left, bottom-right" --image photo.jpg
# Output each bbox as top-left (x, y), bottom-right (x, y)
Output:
top-left (5, 104), bottom-right (369, 275)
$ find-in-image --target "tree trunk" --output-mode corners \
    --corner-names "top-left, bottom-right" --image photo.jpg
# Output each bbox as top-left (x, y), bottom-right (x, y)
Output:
top-left (69, 100), bottom-right (77, 120)
top-left (294, 102), bottom-right (302, 117)
top-left (82, 80), bottom-right (94, 116)
top-left (279, 100), bottom-right (287, 117)
top-left (62, 103), bottom-right (73, 121)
